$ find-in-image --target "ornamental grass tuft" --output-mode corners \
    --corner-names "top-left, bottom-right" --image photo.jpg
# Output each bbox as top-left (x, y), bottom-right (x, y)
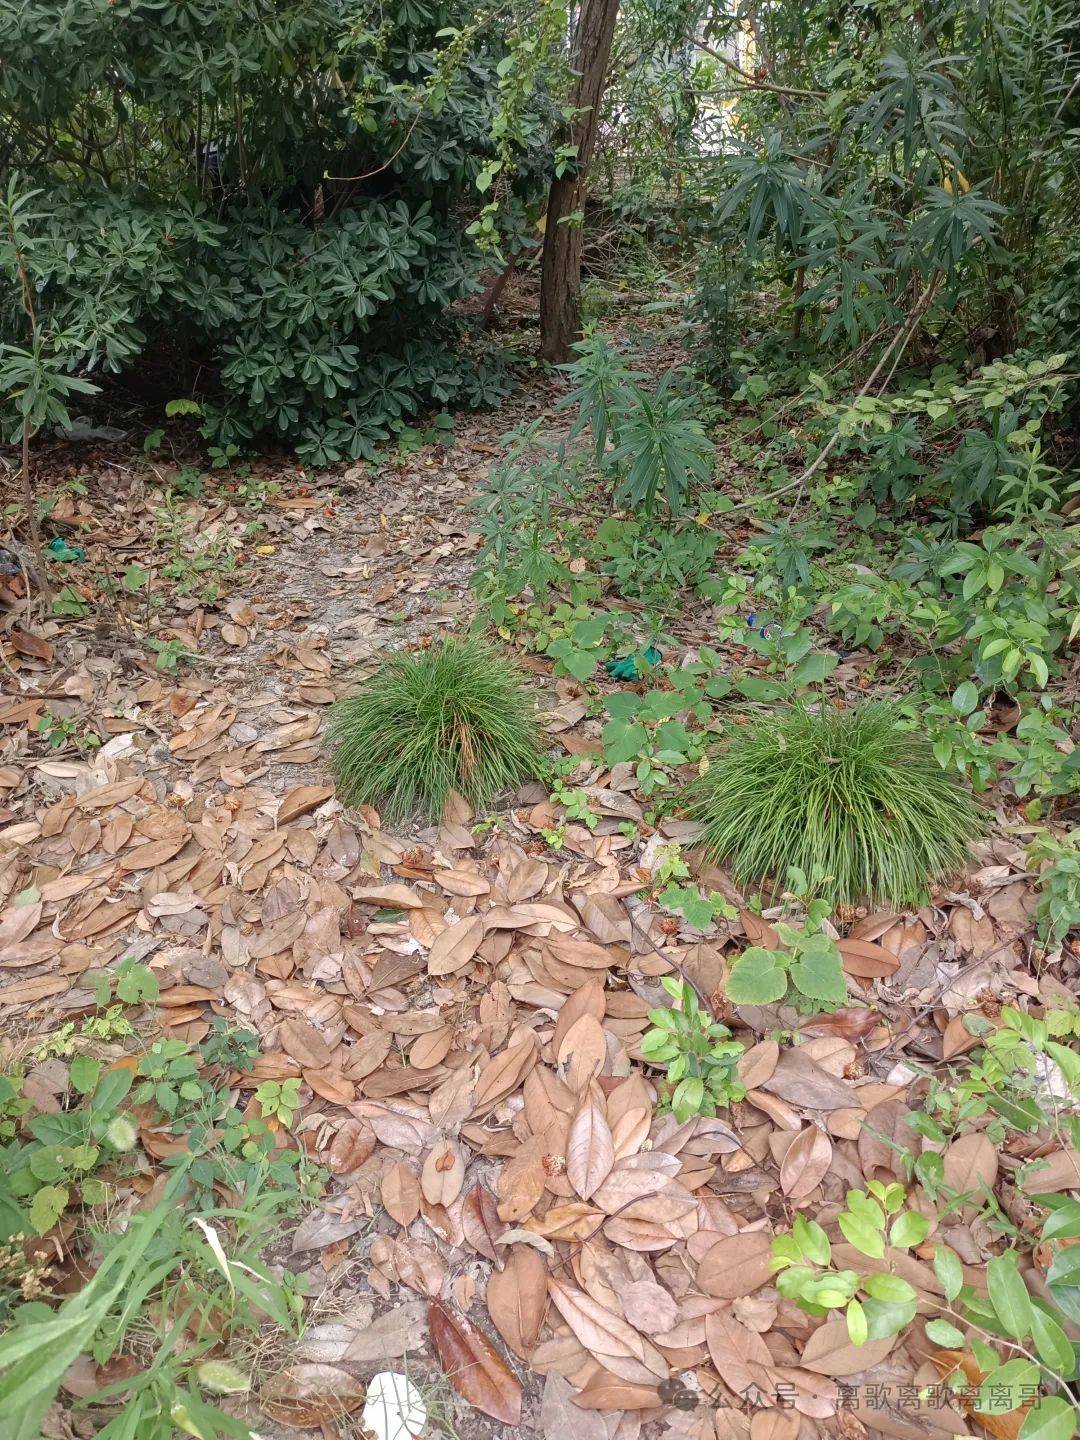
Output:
top-left (689, 703), bottom-right (984, 906)
top-left (327, 637), bottom-right (545, 824)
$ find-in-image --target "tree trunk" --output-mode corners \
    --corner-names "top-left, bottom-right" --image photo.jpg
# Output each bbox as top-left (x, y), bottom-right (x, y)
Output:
top-left (539, 0), bottom-right (620, 364)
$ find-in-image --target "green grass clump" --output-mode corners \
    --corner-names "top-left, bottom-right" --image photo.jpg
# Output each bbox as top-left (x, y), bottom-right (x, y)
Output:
top-left (688, 703), bottom-right (984, 906)
top-left (327, 638), bottom-right (545, 824)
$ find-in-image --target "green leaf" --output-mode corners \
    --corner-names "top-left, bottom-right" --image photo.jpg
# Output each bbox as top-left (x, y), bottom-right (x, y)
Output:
top-left (1020, 1396), bottom-right (1079, 1440)
top-left (559, 649), bottom-right (598, 682)
top-left (987, 1253), bottom-right (1035, 1340)
top-left (934, 1245), bottom-right (964, 1301)
top-left (28, 1185), bottom-right (69, 1236)
top-left (789, 946), bottom-right (847, 1004)
top-left (68, 1056), bottom-right (101, 1096)
top-left (952, 681), bottom-right (979, 714)
top-left (838, 1211), bottom-right (886, 1259)
top-left (974, 1358), bottom-right (1039, 1415)
top-left (725, 951), bottom-right (788, 1005)
top-left (862, 1273), bottom-right (917, 1304)
top-left (925, 1318), bottom-right (966, 1347)
top-left (28, 1148), bottom-right (65, 1183)
top-left (1030, 1305), bottom-right (1074, 1373)
top-left (1041, 1201), bottom-right (1080, 1241)
top-left (91, 1066), bottom-right (133, 1112)
top-left (793, 1215), bottom-right (831, 1266)
top-left (604, 692), bottom-right (642, 720)
top-left (601, 719), bottom-right (649, 765)
top-left (671, 1076), bottom-right (705, 1120)
top-left (791, 652), bottom-right (839, 686)
top-left (846, 1298), bottom-right (868, 1345)
top-left (889, 1210), bottom-right (930, 1249)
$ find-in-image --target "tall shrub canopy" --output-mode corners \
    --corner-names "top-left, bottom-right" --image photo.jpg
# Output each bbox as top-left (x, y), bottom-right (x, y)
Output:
top-left (0, 0), bottom-right (555, 461)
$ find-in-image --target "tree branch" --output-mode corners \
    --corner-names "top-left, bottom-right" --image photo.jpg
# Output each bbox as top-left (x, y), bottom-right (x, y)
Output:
top-left (694, 41), bottom-right (825, 100)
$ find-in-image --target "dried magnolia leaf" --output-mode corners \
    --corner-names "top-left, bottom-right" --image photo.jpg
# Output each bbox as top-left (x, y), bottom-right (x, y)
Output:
top-left (427, 915), bottom-right (484, 975)
top-left (427, 1299), bottom-right (522, 1424)
top-left (566, 1088), bottom-right (615, 1202)
top-left (942, 1132), bottom-right (998, 1210)
top-left (421, 1139), bottom-right (465, 1208)
top-left (382, 1162), bottom-right (422, 1227)
top-left (698, 1231), bottom-right (774, 1299)
top-left (704, 1309), bottom-right (774, 1397)
top-left (472, 1036), bottom-right (539, 1115)
top-left (278, 785), bottom-right (334, 824)
top-left (779, 1125), bottom-right (833, 1200)
top-left (461, 1184), bottom-right (505, 1266)
top-left (836, 937), bottom-right (898, 978)
top-left (571, 1370), bottom-right (662, 1411)
top-left (539, 1372), bottom-right (609, 1440)
top-left (750, 1411), bottom-right (801, 1440)
top-left (486, 1244), bottom-right (548, 1358)
top-left (258, 1363), bottom-right (366, 1426)
top-left (547, 1278), bottom-right (667, 1384)
top-left (737, 1039), bottom-right (780, 1089)
top-left (279, 1017), bottom-right (332, 1069)
top-left (327, 1119), bottom-right (375, 1175)
top-left (800, 1318), bottom-right (896, 1376)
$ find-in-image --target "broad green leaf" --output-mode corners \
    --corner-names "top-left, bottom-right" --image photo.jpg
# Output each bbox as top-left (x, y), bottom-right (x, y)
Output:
top-left (974, 1358), bottom-right (1039, 1415)
top-left (1019, 1396), bottom-right (1079, 1440)
top-left (791, 652), bottom-right (839, 685)
top-left (1030, 1305), bottom-right (1074, 1373)
top-left (725, 951), bottom-right (787, 1005)
top-left (793, 1215), bottom-right (831, 1266)
top-left (925, 1318), bottom-right (966, 1347)
top-left (838, 1211), bottom-right (885, 1259)
top-left (987, 1254), bottom-right (1035, 1339)
top-left (68, 1056), bottom-right (101, 1096)
top-left (28, 1185), bottom-right (68, 1236)
top-left (889, 1210), bottom-right (930, 1248)
top-left (1042, 1201), bottom-right (1080, 1241)
top-left (789, 947), bottom-right (847, 1004)
top-left (934, 1245), bottom-right (964, 1301)
top-left (862, 1272), bottom-right (917, 1305)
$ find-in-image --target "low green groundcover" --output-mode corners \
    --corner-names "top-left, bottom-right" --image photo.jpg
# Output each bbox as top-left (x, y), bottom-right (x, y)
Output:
top-left (689, 703), bottom-right (985, 906)
top-left (327, 637), bottom-right (545, 824)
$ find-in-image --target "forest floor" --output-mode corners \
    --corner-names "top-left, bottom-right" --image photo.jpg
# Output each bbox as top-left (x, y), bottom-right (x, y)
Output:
top-left (0, 315), bottom-right (1077, 1440)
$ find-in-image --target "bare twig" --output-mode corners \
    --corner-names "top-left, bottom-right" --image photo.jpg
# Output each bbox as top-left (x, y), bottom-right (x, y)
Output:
top-left (694, 40), bottom-right (826, 99)
top-left (718, 285), bottom-right (940, 518)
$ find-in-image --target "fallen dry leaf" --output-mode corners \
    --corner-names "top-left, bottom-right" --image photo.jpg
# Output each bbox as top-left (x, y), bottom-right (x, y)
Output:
top-left (258, 1362), bottom-right (366, 1426)
top-left (427, 1298), bottom-right (522, 1424)
top-left (486, 1244), bottom-right (547, 1358)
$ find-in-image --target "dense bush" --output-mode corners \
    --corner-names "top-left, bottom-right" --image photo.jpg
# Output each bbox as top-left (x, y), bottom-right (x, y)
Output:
top-left (0, 0), bottom-right (554, 460)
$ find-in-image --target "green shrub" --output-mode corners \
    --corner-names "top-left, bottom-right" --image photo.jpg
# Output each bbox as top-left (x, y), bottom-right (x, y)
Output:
top-left (328, 638), bottom-right (545, 823)
top-left (689, 703), bottom-right (985, 906)
top-left (0, 0), bottom-right (548, 459)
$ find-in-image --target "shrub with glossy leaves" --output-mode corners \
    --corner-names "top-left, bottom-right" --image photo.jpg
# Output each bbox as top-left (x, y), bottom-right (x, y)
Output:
top-left (328, 638), bottom-right (545, 824)
top-left (689, 703), bottom-right (984, 906)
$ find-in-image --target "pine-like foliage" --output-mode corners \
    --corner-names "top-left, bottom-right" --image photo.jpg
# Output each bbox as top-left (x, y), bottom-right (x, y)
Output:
top-left (328, 639), bottom-right (545, 824)
top-left (689, 704), bottom-right (984, 906)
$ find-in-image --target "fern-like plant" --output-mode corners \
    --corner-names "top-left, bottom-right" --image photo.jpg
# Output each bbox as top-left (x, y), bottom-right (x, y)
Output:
top-left (689, 704), bottom-right (984, 906)
top-left (327, 638), bottom-right (545, 824)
